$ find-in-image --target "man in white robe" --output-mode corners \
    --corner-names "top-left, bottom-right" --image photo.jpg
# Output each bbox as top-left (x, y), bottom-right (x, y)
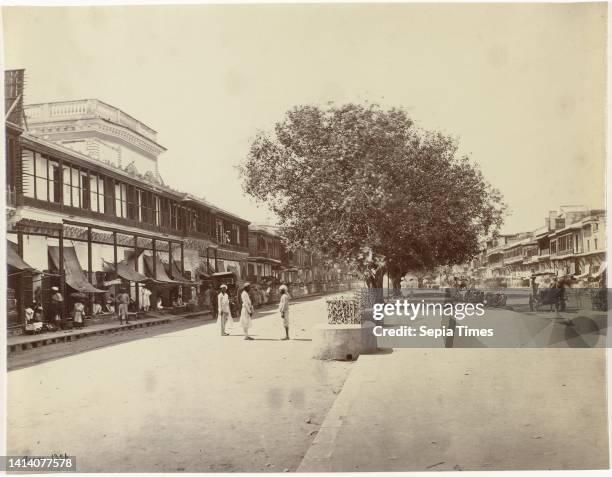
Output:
top-left (240, 283), bottom-right (254, 340)
top-left (278, 285), bottom-right (290, 340)
top-left (218, 284), bottom-right (231, 336)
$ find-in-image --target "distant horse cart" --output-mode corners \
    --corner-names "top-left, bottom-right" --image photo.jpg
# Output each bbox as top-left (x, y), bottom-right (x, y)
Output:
top-left (529, 274), bottom-right (575, 312)
top-left (484, 291), bottom-right (507, 307)
top-left (529, 288), bottom-right (563, 312)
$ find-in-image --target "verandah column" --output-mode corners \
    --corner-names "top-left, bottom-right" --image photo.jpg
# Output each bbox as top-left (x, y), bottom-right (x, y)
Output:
top-left (16, 231), bottom-right (25, 324)
top-left (87, 226), bottom-right (93, 314)
top-left (168, 240), bottom-right (173, 279)
top-left (152, 239), bottom-right (157, 278)
top-left (59, 227), bottom-right (66, 317)
top-left (180, 242), bottom-right (185, 303)
top-left (134, 234), bottom-right (139, 312)
top-left (113, 231), bottom-right (118, 313)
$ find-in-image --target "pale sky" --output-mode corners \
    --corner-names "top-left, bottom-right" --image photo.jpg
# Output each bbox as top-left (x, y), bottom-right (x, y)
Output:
top-left (2, 3), bottom-right (607, 233)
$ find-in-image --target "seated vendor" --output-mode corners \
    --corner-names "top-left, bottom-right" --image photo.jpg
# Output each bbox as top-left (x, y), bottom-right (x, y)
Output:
top-left (24, 304), bottom-right (35, 324)
top-left (33, 302), bottom-right (44, 321)
top-left (92, 301), bottom-right (103, 315)
top-left (105, 298), bottom-right (115, 314)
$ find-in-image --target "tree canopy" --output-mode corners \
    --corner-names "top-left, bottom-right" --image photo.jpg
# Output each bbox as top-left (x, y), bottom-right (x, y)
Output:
top-left (240, 103), bottom-right (506, 288)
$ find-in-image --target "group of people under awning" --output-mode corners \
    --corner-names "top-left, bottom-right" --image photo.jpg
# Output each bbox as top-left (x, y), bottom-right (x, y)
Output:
top-left (9, 240), bottom-right (198, 331)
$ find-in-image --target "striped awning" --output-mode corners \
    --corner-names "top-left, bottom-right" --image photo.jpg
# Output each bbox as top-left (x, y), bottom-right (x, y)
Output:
top-left (7, 241), bottom-right (38, 272)
top-left (48, 246), bottom-right (106, 293)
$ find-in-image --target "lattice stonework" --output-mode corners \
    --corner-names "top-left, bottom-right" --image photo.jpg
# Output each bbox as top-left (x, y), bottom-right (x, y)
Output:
top-left (326, 297), bottom-right (360, 325)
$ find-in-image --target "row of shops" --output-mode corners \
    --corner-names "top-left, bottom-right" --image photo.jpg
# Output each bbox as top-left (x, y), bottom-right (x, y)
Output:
top-left (4, 72), bottom-right (357, 334)
top-left (6, 215), bottom-right (354, 333)
top-left (450, 207), bottom-right (607, 289)
top-left (7, 218), bottom-right (214, 331)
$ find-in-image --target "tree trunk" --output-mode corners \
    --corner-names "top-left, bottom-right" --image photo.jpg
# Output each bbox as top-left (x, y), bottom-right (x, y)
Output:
top-left (367, 268), bottom-right (384, 303)
top-left (389, 272), bottom-right (403, 297)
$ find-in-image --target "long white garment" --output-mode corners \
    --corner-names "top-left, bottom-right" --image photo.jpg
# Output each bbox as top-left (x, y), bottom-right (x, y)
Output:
top-left (73, 302), bottom-right (85, 324)
top-left (278, 293), bottom-right (290, 327)
top-left (142, 288), bottom-right (151, 308)
top-left (218, 293), bottom-right (231, 313)
top-left (240, 290), bottom-right (254, 330)
top-left (217, 292), bottom-right (233, 329)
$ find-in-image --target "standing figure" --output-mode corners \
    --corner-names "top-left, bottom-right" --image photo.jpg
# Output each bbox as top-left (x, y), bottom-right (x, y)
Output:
top-left (530, 269), bottom-right (538, 297)
top-left (278, 284), bottom-right (290, 340)
top-left (73, 299), bottom-right (85, 328)
top-left (50, 286), bottom-right (64, 329)
top-left (142, 286), bottom-right (152, 312)
top-left (240, 283), bottom-right (254, 340)
top-left (217, 284), bottom-right (231, 336)
top-left (117, 288), bottom-right (130, 324)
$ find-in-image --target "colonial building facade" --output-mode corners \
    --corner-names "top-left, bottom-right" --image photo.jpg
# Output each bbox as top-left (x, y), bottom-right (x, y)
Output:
top-left (5, 75), bottom-right (251, 331)
top-left (5, 70), bottom-right (355, 333)
top-left (453, 206), bottom-right (606, 288)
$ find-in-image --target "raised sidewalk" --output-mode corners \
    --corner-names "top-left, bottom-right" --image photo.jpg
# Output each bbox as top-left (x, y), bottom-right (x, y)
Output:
top-left (298, 346), bottom-right (608, 472)
top-left (7, 309), bottom-right (209, 355)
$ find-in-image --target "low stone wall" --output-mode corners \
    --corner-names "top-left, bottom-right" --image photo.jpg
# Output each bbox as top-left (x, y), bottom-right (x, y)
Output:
top-left (286, 281), bottom-right (355, 299)
top-left (312, 287), bottom-right (378, 361)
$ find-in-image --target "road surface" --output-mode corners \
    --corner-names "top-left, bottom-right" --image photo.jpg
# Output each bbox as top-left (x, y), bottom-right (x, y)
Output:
top-left (7, 293), bottom-right (353, 472)
top-left (7, 293), bottom-right (609, 472)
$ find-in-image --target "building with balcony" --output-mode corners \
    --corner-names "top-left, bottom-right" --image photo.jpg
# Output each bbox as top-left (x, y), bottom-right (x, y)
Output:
top-left (456, 205), bottom-right (606, 288)
top-left (246, 225), bottom-right (283, 282)
top-left (549, 209), bottom-right (606, 279)
top-left (5, 72), bottom-right (250, 332)
top-left (24, 99), bottom-right (166, 181)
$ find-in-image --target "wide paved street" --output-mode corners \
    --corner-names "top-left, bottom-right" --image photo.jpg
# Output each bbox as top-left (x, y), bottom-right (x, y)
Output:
top-left (7, 293), bottom-right (354, 473)
top-left (7, 292), bottom-right (609, 472)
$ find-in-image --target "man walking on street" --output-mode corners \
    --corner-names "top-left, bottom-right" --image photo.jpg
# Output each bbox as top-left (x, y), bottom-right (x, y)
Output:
top-left (240, 283), bottom-right (254, 340)
top-left (218, 284), bottom-right (231, 336)
top-left (117, 288), bottom-right (130, 324)
top-left (279, 284), bottom-right (290, 340)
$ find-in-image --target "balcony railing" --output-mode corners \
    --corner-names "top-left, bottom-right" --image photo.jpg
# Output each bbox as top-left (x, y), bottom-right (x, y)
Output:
top-left (20, 196), bottom-right (248, 248)
top-left (25, 99), bottom-right (158, 142)
top-left (552, 248), bottom-right (579, 257)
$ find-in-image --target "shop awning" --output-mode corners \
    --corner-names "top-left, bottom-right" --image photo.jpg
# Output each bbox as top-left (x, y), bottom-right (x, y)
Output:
top-left (143, 254), bottom-right (183, 284)
top-left (592, 264), bottom-right (607, 279)
top-left (163, 260), bottom-right (193, 284)
top-left (7, 241), bottom-right (38, 272)
top-left (103, 259), bottom-right (149, 283)
top-left (48, 246), bottom-right (106, 293)
top-left (226, 265), bottom-right (240, 276)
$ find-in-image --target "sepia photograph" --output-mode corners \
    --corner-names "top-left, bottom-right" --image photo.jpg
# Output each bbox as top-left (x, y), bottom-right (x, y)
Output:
top-left (1, 1), bottom-right (609, 474)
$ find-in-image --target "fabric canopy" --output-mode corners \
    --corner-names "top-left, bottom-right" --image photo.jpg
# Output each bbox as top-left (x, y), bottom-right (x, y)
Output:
top-left (592, 264), bottom-right (607, 279)
top-left (143, 254), bottom-right (183, 284)
top-left (48, 246), bottom-right (106, 293)
top-left (163, 260), bottom-right (193, 284)
top-left (7, 241), bottom-right (38, 272)
top-left (103, 259), bottom-right (149, 283)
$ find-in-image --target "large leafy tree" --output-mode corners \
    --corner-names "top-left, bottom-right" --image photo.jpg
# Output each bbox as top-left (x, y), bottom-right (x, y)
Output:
top-left (240, 104), bottom-right (505, 291)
